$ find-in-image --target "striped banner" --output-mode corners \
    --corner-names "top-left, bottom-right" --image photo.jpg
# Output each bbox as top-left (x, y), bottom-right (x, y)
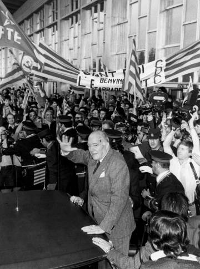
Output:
top-left (165, 40), bottom-right (200, 81)
top-left (34, 166), bottom-right (46, 185)
top-left (31, 42), bottom-right (79, 85)
top-left (125, 39), bottom-right (143, 100)
top-left (0, 62), bottom-right (26, 90)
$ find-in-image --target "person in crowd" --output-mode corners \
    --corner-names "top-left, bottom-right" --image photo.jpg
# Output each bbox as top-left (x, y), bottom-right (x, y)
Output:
top-left (33, 82), bottom-right (47, 108)
top-left (141, 150), bottom-right (184, 211)
top-left (42, 108), bottom-right (57, 138)
top-left (2, 95), bottom-right (14, 123)
top-left (161, 192), bottom-right (200, 249)
top-left (140, 211), bottom-right (200, 269)
top-left (102, 120), bottom-right (114, 131)
top-left (58, 130), bottom-right (135, 261)
top-left (92, 194), bottom-right (200, 269)
top-left (104, 129), bottom-right (141, 213)
top-left (163, 111), bottom-right (200, 216)
top-left (4, 113), bottom-right (18, 137)
top-left (58, 115), bottom-right (75, 140)
top-left (90, 119), bottom-right (102, 131)
top-left (70, 125), bottom-right (91, 208)
top-left (99, 108), bottom-right (108, 122)
top-left (74, 111), bottom-right (85, 127)
top-left (0, 126), bottom-right (21, 193)
top-left (2, 121), bottom-right (43, 190)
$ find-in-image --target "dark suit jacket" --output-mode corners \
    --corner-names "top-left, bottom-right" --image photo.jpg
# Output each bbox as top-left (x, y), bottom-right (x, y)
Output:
top-left (155, 172), bottom-right (185, 206)
top-left (3, 134), bottom-right (43, 166)
top-left (67, 148), bottom-right (135, 240)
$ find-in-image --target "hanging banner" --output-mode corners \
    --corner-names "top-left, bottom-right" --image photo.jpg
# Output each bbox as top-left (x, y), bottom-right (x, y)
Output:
top-left (77, 59), bottom-right (166, 90)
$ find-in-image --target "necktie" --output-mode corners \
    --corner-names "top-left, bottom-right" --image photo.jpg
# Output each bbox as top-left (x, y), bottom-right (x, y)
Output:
top-left (93, 161), bottom-right (100, 174)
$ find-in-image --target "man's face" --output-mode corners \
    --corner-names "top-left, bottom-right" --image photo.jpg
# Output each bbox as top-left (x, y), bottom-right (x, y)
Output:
top-left (40, 138), bottom-right (48, 147)
top-left (88, 133), bottom-right (107, 160)
top-left (92, 109), bottom-right (99, 118)
top-left (177, 144), bottom-right (190, 160)
top-left (7, 115), bottom-right (15, 125)
top-left (100, 111), bottom-right (106, 120)
top-left (75, 114), bottom-right (83, 123)
top-left (29, 112), bottom-right (37, 121)
top-left (4, 99), bottom-right (10, 106)
top-left (102, 123), bottom-right (110, 131)
top-left (152, 160), bottom-right (159, 175)
top-left (45, 111), bottom-right (53, 121)
top-left (148, 138), bottom-right (160, 150)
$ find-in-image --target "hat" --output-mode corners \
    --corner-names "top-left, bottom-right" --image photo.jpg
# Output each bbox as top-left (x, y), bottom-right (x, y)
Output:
top-left (104, 129), bottom-right (122, 140)
top-left (58, 115), bottom-right (73, 128)
top-left (22, 121), bottom-right (38, 133)
top-left (64, 128), bottom-right (77, 138)
top-left (37, 128), bottom-right (51, 139)
top-left (90, 119), bottom-right (102, 127)
top-left (115, 122), bottom-right (126, 129)
top-left (150, 150), bottom-right (172, 163)
top-left (148, 128), bottom-right (161, 139)
top-left (76, 125), bottom-right (91, 138)
top-left (58, 115), bottom-right (72, 124)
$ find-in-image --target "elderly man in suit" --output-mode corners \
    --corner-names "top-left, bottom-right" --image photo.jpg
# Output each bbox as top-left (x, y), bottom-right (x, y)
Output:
top-left (58, 130), bottom-right (135, 257)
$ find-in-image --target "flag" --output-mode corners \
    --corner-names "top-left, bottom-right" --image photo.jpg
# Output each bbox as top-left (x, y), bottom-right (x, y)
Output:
top-left (124, 39), bottom-right (143, 101)
top-left (0, 0), bottom-right (40, 62)
top-left (165, 40), bottom-right (200, 81)
top-left (30, 42), bottom-right (79, 85)
top-left (182, 76), bottom-right (193, 106)
top-left (0, 50), bottom-right (26, 89)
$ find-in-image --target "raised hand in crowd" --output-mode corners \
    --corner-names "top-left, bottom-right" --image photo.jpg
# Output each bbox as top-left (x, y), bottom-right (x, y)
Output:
top-left (57, 136), bottom-right (77, 155)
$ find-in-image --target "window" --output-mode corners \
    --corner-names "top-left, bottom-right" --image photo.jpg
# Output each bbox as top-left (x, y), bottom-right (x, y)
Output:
top-left (112, 0), bottom-right (127, 25)
top-left (165, 6), bottom-right (182, 45)
top-left (129, 1), bottom-right (138, 36)
top-left (183, 0), bottom-right (198, 47)
top-left (60, 0), bottom-right (70, 17)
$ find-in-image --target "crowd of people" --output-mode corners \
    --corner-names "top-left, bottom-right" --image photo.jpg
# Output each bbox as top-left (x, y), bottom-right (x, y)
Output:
top-left (0, 83), bottom-right (200, 268)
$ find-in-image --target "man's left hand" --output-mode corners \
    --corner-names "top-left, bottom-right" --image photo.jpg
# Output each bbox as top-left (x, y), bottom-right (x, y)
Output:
top-left (81, 225), bottom-right (105, 234)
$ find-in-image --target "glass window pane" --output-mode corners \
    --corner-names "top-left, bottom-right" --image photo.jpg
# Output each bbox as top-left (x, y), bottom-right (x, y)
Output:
top-left (140, 0), bottom-right (148, 16)
top-left (165, 6), bottom-right (182, 45)
top-left (112, 0), bottom-right (127, 25)
top-left (137, 51), bottom-right (145, 65)
top-left (138, 17), bottom-right (147, 50)
top-left (149, 0), bottom-right (159, 30)
top-left (183, 23), bottom-right (197, 47)
top-left (164, 46), bottom-right (180, 57)
top-left (166, 0), bottom-right (183, 8)
top-left (129, 2), bottom-right (138, 36)
top-left (148, 32), bottom-right (156, 62)
top-left (185, 0), bottom-right (198, 22)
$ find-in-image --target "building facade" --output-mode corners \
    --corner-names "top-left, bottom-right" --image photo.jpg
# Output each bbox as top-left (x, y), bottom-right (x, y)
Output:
top-left (1, 0), bottom-right (200, 94)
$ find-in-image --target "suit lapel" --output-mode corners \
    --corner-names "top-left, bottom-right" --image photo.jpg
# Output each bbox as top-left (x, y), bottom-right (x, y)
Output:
top-left (89, 148), bottom-right (113, 191)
